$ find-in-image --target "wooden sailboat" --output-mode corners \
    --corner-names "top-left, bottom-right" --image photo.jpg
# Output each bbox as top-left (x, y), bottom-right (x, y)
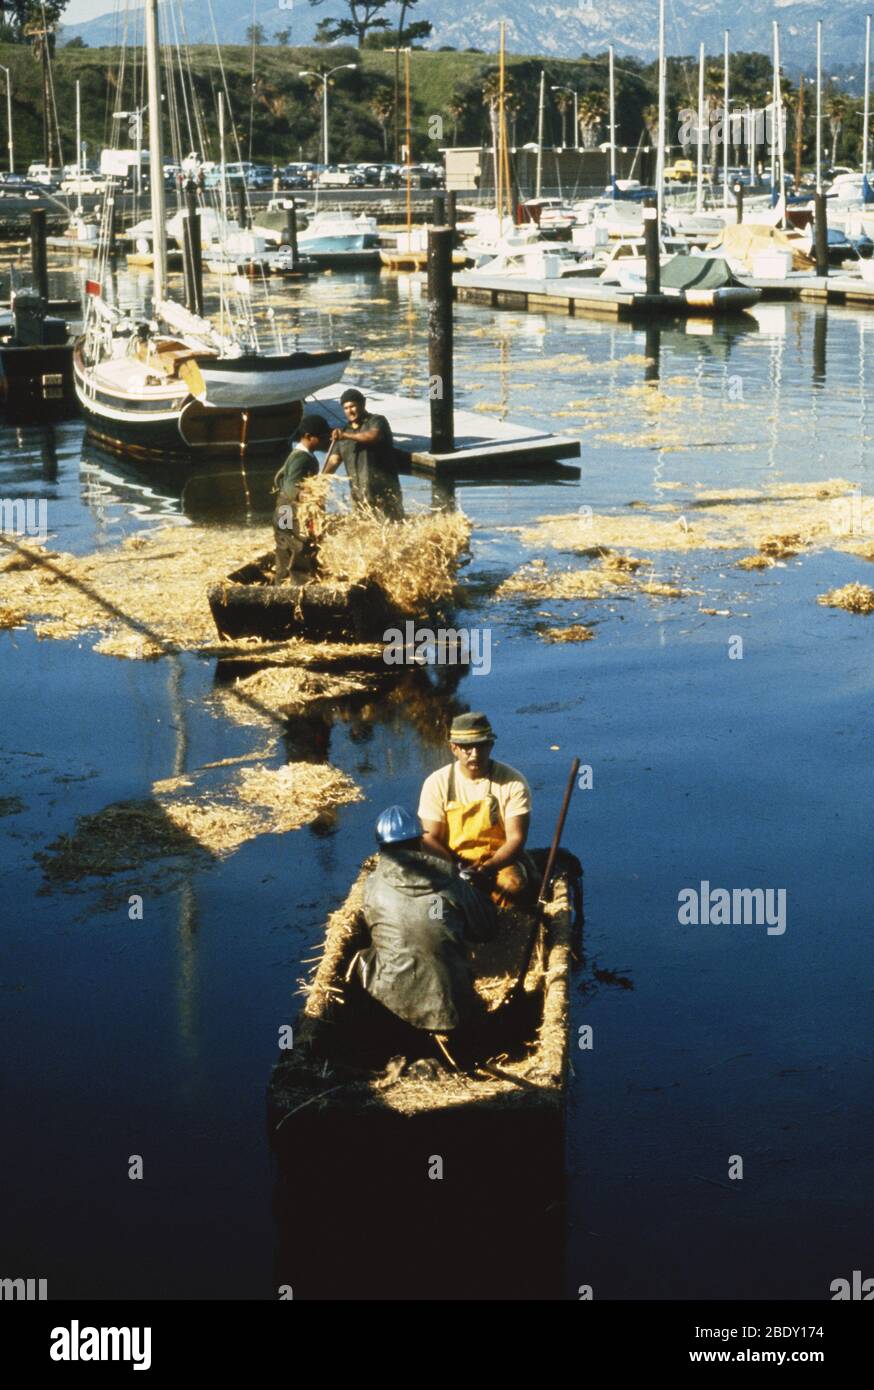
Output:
top-left (73, 0), bottom-right (350, 461)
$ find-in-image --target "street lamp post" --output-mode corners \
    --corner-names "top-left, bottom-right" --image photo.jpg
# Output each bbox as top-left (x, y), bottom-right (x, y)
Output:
top-left (0, 67), bottom-right (12, 173)
top-left (299, 64), bottom-right (357, 166)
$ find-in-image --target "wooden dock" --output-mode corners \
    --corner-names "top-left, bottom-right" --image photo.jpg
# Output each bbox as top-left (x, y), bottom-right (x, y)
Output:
top-left (312, 385), bottom-right (581, 477)
top-left (454, 267), bottom-right (874, 318)
top-left (454, 273), bottom-right (759, 320)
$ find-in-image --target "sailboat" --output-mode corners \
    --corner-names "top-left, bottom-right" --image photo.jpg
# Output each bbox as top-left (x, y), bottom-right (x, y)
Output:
top-left (73, 0), bottom-right (350, 460)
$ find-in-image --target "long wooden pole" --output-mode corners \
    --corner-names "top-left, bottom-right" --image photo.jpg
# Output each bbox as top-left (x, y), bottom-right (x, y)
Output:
top-left (510, 758), bottom-right (580, 999)
top-left (145, 0), bottom-right (167, 309)
top-left (864, 13), bottom-right (872, 188)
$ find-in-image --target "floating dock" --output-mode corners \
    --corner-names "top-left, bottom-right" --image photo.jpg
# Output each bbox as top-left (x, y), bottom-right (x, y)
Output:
top-left (312, 385), bottom-right (581, 477)
top-left (454, 268), bottom-right (874, 318)
top-left (454, 273), bottom-right (759, 320)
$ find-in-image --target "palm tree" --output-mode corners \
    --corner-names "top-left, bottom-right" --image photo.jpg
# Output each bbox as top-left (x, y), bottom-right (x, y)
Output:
top-left (827, 93), bottom-right (848, 166)
top-left (370, 86), bottom-right (395, 154)
top-left (446, 93), bottom-right (467, 146)
top-left (553, 88), bottom-right (573, 147)
top-left (577, 92), bottom-right (607, 151)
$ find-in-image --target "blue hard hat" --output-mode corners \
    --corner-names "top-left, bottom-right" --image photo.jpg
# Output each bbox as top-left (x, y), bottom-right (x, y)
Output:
top-left (375, 805), bottom-right (420, 846)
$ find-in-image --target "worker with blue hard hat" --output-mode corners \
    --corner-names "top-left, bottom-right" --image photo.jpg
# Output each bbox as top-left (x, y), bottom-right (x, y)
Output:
top-left (355, 804), bottom-right (497, 1035)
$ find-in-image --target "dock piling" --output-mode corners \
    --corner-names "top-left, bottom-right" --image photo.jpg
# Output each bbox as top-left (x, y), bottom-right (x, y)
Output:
top-left (814, 192), bottom-right (829, 277)
top-left (286, 202), bottom-right (300, 268)
top-left (427, 226), bottom-right (455, 455)
top-left (30, 209), bottom-right (49, 301)
top-left (183, 179), bottom-right (204, 317)
top-left (643, 204), bottom-right (660, 296)
top-left (237, 187), bottom-right (249, 231)
top-left (446, 190), bottom-right (457, 232)
top-left (734, 182), bottom-right (744, 224)
top-left (432, 193), bottom-right (446, 227)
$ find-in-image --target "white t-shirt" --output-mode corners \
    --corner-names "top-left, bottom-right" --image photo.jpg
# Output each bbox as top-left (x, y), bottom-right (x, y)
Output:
top-left (418, 759), bottom-right (531, 828)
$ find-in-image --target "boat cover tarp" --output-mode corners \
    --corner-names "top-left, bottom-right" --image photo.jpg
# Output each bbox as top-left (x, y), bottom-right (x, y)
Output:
top-left (659, 256), bottom-right (740, 290)
top-left (704, 223), bottom-right (814, 271)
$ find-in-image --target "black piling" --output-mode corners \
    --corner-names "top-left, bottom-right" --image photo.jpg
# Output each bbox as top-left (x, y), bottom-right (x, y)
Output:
top-left (237, 186), bottom-right (249, 230)
top-left (643, 202), bottom-right (660, 296)
top-left (446, 190), bottom-right (457, 231)
top-left (106, 193), bottom-right (118, 258)
top-left (814, 192), bottom-right (829, 278)
top-left (427, 226), bottom-right (454, 455)
top-left (734, 182), bottom-right (744, 224)
top-left (183, 179), bottom-right (204, 317)
top-left (285, 202), bottom-right (300, 268)
top-left (432, 192), bottom-right (446, 226)
top-left (30, 209), bottom-right (49, 301)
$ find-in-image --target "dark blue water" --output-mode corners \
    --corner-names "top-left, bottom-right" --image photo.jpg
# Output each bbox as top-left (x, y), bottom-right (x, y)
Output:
top-left (2, 263), bottom-right (873, 1298)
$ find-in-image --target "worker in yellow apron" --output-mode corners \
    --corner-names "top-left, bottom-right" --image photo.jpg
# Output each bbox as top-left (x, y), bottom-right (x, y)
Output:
top-left (418, 712), bottom-right (533, 908)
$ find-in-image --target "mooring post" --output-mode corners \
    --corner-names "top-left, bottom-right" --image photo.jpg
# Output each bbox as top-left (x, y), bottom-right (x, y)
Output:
top-left (432, 192), bottom-right (446, 227)
top-left (183, 179), bottom-right (204, 317)
top-left (812, 311), bottom-right (827, 385)
top-left (814, 191), bottom-right (829, 278)
top-left (734, 181), bottom-right (744, 224)
top-left (643, 202), bottom-right (660, 296)
top-left (237, 185), bottom-right (248, 230)
top-left (645, 320), bottom-right (661, 384)
top-left (446, 190), bottom-right (457, 231)
top-left (428, 226), bottom-right (454, 455)
top-left (30, 208), bottom-right (49, 301)
top-left (286, 201), bottom-right (300, 268)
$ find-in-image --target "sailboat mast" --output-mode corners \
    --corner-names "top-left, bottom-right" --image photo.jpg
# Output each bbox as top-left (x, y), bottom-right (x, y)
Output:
top-left (815, 20), bottom-right (822, 195)
top-left (76, 80), bottom-right (82, 217)
top-left (773, 21), bottom-right (784, 220)
top-left (608, 44), bottom-right (616, 196)
top-left (723, 30), bottom-right (730, 208)
top-left (696, 42), bottom-right (704, 213)
top-left (656, 0), bottom-right (665, 228)
top-left (535, 69), bottom-right (545, 199)
top-left (497, 22), bottom-right (505, 224)
top-left (145, 0), bottom-right (167, 309)
top-left (863, 13), bottom-right (871, 188)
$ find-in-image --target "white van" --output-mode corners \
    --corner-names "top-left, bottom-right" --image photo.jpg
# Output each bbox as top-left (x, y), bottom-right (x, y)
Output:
top-left (27, 163), bottom-right (55, 186)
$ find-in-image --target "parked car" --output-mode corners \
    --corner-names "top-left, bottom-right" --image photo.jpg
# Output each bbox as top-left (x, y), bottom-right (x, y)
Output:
top-left (246, 164), bottom-right (274, 190)
top-left (60, 172), bottom-right (108, 195)
top-left (379, 163), bottom-right (403, 187)
top-left (664, 158), bottom-right (695, 182)
top-left (318, 164), bottom-right (366, 188)
top-left (356, 164), bottom-right (382, 186)
top-left (279, 166), bottom-right (309, 189)
top-left (26, 163), bottom-right (57, 187)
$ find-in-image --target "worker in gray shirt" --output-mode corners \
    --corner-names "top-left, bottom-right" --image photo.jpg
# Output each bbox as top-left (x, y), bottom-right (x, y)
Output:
top-left (323, 387), bottom-right (405, 520)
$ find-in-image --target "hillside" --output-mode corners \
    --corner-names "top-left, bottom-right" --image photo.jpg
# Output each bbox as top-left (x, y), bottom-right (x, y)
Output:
top-left (2, 40), bottom-right (867, 171)
top-left (60, 0), bottom-right (874, 71)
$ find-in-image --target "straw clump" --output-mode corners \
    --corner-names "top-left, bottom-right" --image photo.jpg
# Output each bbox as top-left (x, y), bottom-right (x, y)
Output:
top-left (38, 761), bottom-right (363, 883)
top-left (539, 624), bottom-right (596, 644)
top-left (520, 480), bottom-right (866, 560)
top-left (495, 554), bottom-right (685, 605)
top-left (817, 583), bottom-right (874, 614)
top-left (316, 503), bottom-right (471, 613)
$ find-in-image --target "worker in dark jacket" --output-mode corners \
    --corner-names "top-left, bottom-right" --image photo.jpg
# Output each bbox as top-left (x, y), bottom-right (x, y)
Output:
top-left (357, 804), bottom-right (497, 1033)
top-left (272, 413), bottom-right (330, 583)
top-left (322, 387), bottom-right (404, 520)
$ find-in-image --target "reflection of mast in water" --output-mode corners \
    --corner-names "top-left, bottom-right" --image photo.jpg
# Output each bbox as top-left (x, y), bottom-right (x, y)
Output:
top-left (766, 325), bottom-right (785, 470)
top-left (167, 653), bottom-right (200, 1067)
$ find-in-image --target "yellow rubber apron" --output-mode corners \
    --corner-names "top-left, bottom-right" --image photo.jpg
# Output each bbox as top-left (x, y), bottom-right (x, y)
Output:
top-left (445, 761), bottom-right (505, 864)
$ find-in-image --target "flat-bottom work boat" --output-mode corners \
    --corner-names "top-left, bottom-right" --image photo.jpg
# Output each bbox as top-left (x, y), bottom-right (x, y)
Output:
top-left (207, 552), bottom-right (401, 642)
top-left (268, 850), bottom-right (583, 1300)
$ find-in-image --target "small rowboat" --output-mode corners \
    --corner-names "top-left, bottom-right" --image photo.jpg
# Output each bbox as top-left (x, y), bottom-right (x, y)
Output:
top-left (268, 850), bottom-right (582, 1299)
top-left (207, 553), bottom-right (400, 642)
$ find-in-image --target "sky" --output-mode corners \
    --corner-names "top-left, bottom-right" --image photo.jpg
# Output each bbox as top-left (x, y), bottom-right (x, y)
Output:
top-left (63, 0), bottom-right (115, 19)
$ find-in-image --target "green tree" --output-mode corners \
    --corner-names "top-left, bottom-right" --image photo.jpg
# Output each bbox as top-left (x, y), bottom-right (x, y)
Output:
top-left (827, 92), bottom-right (848, 165)
top-left (370, 85), bottom-right (394, 153)
top-left (308, 0), bottom-right (391, 48)
top-left (274, 29), bottom-right (291, 46)
top-left (246, 22), bottom-right (266, 44)
top-left (577, 91), bottom-right (606, 151)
